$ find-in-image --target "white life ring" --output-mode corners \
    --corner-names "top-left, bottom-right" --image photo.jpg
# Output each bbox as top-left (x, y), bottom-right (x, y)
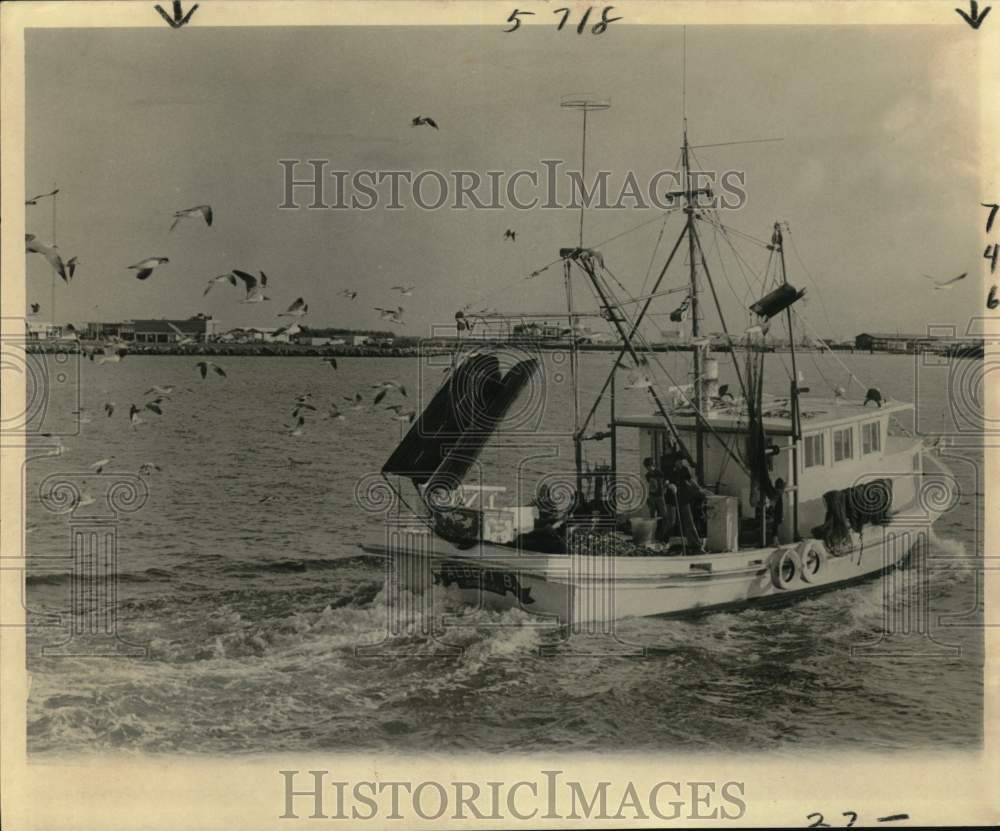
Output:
top-left (769, 548), bottom-right (799, 590)
top-left (797, 540), bottom-right (825, 583)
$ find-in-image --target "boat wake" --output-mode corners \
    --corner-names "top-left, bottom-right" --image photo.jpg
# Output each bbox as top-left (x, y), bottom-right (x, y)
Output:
top-left (26, 531), bottom-right (981, 756)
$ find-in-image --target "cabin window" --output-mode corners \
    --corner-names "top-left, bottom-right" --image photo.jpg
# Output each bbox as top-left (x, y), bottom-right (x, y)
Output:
top-left (803, 433), bottom-right (825, 468)
top-left (861, 421), bottom-right (882, 455)
top-left (833, 427), bottom-right (854, 462)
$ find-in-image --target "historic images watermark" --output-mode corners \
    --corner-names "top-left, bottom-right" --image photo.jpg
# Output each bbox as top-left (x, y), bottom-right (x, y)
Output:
top-left (277, 159), bottom-right (748, 211)
top-left (278, 769), bottom-right (748, 822)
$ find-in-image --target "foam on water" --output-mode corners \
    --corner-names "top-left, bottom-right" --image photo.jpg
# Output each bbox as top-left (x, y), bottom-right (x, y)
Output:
top-left (24, 355), bottom-right (984, 754)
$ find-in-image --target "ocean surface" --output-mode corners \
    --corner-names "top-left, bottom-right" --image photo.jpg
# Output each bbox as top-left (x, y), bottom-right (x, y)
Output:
top-left (23, 350), bottom-right (984, 755)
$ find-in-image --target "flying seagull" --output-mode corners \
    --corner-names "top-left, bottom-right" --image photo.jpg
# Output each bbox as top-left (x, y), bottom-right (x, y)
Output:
top-left (923, 272), bottom-right (967, 290)
top-left (25, 188), bottom-right (59, 206)
top-left (29, 303), bottom-right (40, 315)
top-left (233, 269), bottom-right (270, 303)
top-left (89, 457), bottom-right (113, 474)
top-left (373, 380), bottom-right (408, 397)
top-left (292, 397), bottom-right (317, 420)
top-left (203, 273), bottom-right (238, 297)
top-left (278, 297), bottom-right (309, 317)
top-left (144, 385), bottom-right (175, 396)
top-left (343, 393), bottom-right (364, 412)
top-left (323, 404), bottom-right (345, 421)
top-left (284, 416), bottom-right (306, 437)
top-left (64, 257), bottom-right (79, 280)
top-left (25, 235), bottom-right (69, 282)
top-left (624, 374), bottom-right (654, 391)
top-left (170, 204), bottom-right (213, 232)
top-left (129, 257), bottom-right (169, 281)
top-left (167, 321), bottom-right (197, 345)
top-left (98, 347), bottom-right (128, 365)
top-left (138, 463), bottom-right (162, 477)
top-left (128, 405), bottom-right (145, 428)
top-left (372, 381), bottom-right (407, 406)
top-left (391, 285), bottom-right (415, 296)
top-left (104, 402), bottom-right (115, 417)
top-left (274, 322), bottom-right (301, 339)
top-left (339, 289), bottom-right (358, 300)
top-left (374, 306), bottom-right (405, 325)
top-left (503, 229), bottom-right (517, 242)
top-left (145, 401), bottom-right (165, 416)
top-left (321, 357), bottom-right (338, 370)
top-left (411, 116), bottom-right (439, 129)
top-left (195, 360), bottom-right (226, 379)
top-left (385, 404), bottom-right (416, 423)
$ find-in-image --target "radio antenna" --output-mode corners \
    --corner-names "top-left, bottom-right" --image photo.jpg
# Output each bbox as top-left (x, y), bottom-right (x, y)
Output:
top-left (682, 26), bottom-right (687, 127)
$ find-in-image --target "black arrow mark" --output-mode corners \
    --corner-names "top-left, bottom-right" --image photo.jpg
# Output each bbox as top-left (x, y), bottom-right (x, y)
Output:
top-left (154, 0), bottom-right (199, 28)
top-left (956, 0), bottom-right (991, 28)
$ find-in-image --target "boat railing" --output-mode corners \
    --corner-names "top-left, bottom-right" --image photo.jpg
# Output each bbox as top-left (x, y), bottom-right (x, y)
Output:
top-left (419, 483), bottom-right (508, 510)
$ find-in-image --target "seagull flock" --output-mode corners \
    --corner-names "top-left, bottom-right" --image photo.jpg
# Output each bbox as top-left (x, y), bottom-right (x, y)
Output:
top-left (26, 114), bottom-right (445, 327)
top-left (24, 152), bottom-right (438, 493)
top-left (26, 115), bottom-right (530, 340)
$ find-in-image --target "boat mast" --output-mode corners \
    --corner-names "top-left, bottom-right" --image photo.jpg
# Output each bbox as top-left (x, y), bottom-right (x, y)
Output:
top-left (773, 221), bottom-right (801, 540)
top-left (561, 95), bottom-right (610, 497)
top-left (564, 257), bottom-right (583, 494)
top-left (51, 183), bottom-right (58, 330)
top-left (680, 27), bottom-right (705, 482)
top-left (681, 123), bottom-right (705, 482)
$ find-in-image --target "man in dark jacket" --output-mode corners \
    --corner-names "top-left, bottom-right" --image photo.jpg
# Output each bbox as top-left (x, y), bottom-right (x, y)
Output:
top-left (666, 457), bottom-right (707, 553)
top-left (643, 457), bottom-right (674, 541)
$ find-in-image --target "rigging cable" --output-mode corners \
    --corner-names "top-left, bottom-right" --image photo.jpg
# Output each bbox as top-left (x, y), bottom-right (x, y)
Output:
top-left (576, 260), bottom-right (752, 475)
top-left (696, 213), bottom-right (768, 303)
top-left (459, 209), bottom-right (680, 314)
top-left (783, 222), bottom-right (839, 342)
top-left (638, 214), bottom-right (671, 301)
top-left (791, 308), bottom-right (868, 394)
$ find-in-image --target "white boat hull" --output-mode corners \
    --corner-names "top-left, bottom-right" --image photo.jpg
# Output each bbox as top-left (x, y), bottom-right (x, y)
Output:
top-left (360, 460), bottom-right (954, 624)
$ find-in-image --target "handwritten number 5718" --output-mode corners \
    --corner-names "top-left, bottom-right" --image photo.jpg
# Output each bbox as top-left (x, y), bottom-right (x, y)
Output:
top-left (506, 6), bottom-right (621, 33)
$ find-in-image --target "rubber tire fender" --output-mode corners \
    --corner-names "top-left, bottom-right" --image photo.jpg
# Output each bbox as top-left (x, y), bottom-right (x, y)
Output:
top-left (769, 547), bottom-right (799, 590)
top-left (797, 540), bottom-right (825, 584)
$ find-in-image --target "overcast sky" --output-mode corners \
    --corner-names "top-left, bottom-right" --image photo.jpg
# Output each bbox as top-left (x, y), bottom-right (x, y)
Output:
top-left (25, 24), bottom-right (982, 339)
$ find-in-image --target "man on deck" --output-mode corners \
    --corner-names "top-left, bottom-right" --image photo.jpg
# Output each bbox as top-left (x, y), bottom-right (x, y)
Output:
top-left (665, 455), bottom-right (708, 554)
top-left (643, 457), bottom-right (673, 542)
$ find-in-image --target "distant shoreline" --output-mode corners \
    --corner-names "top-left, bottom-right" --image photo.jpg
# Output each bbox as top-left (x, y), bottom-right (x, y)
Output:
top-left (25, 341), bottom-right (445, 359)
top-left (23, 340), bottom-right (981, 359)
top-left (22, 340), bottom-right (782, 358)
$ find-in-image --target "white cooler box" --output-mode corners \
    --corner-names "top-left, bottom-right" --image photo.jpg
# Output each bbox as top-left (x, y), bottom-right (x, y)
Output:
top-left (704, 495), bottom-right (738, 553)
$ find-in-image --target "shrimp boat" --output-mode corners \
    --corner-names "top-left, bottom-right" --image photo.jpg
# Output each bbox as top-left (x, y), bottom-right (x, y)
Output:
top-left (361, 99), bottom-right (955, 625)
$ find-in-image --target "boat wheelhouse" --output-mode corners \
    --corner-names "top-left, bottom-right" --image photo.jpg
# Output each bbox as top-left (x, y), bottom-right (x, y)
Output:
top-left (618, 395), bottom-right (922, 549)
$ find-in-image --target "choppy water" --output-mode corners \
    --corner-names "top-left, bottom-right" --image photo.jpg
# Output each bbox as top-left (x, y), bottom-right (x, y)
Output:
top-left (23, 350), bottom-right (983, 754)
